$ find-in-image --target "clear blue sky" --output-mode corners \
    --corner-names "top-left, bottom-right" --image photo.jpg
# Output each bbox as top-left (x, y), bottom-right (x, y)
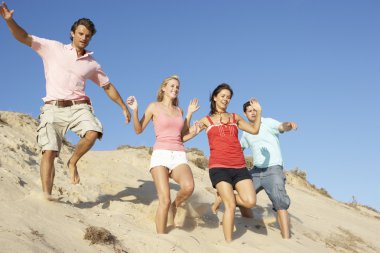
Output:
top-left (1, 1), bottom-right (379, 211)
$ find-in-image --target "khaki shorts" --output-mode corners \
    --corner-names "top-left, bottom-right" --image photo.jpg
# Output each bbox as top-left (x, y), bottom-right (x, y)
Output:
top-left (150, 149), bottom-right (188, 172)
top-left (37, 103), bottom-right (103, 153)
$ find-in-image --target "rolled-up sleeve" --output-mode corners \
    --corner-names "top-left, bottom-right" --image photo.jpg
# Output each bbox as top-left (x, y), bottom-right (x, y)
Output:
top-left (90, 64), bottom-right (110, 87)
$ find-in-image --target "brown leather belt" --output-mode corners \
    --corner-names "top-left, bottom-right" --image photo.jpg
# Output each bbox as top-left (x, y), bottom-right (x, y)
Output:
top-left (44, 99), bottom-right (91, 108)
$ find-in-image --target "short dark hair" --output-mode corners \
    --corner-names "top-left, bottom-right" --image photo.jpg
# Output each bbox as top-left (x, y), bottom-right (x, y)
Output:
top-left (70, 18), bottom-right (96, 41)
top-left (243, 101), bottom-right (251, 112)
top-left (209, 83), bottom-right (233, 115)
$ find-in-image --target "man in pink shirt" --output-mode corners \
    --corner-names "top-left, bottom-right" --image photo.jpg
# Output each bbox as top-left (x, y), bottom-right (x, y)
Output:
top-left (1, 2), bottom-right (131, 200)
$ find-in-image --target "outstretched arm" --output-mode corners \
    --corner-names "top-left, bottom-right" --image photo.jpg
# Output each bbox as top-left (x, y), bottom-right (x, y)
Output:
top-left (182, 98), bottom-right (200, 136)
top-left (103, 83), bottom-right (131, 124)
top-left (278, 122), bottom-right (298, 133)
top-left (182, 119), bottom-right (206, 142)
top-left (0, 2), bottom-right (32, 46)
top-left (126, 96), bottom-right (154, 134)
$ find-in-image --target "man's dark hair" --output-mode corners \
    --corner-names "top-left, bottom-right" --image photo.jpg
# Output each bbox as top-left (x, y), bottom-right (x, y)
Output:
top-left (70, 18), bottom-right (96, 41)
top-left (243, 101), bottom-right (251, 113)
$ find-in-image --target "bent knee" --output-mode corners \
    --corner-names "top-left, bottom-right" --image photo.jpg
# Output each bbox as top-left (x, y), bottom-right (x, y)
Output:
top-left (42, 150), bottom-right (58, 159)
top-left (239, 193), bottom-right (256, 208)
top-left (85, 130), bottom-right (100, 140)
top-left (244, 197), bottom-right (256, 208)
top-left (273, 197), bottom-right (290, 210)
top-left (249, 198), bottom-right (256, 208)
top-left (270, 185), bottom-right (290, 210)
top-left (181, 182), bottom-right (195, 195)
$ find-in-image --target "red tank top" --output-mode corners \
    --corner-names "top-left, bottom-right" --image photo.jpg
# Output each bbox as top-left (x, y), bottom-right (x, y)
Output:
top-left (206, 113), bottom-right (246, 169)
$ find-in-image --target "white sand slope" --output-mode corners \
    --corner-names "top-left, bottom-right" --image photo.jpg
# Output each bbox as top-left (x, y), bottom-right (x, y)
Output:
top-left (1, 110), bottom-right (379, 253)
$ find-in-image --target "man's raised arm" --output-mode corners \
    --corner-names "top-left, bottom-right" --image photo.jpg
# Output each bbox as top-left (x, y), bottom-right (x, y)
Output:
top-left (0, 2), bottom-right (32, 46)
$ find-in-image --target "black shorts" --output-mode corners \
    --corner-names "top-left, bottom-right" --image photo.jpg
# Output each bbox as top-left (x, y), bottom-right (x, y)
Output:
top-left (209, 167), bottom-right (251, 189)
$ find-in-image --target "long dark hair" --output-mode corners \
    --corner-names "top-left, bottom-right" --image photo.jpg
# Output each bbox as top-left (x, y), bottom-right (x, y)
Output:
top-left (209, 83), bottom-right (233, 115)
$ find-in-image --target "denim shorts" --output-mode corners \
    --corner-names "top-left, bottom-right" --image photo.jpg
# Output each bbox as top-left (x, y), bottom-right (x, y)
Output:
top-left (250, 165), bottom-right (290, 211)
top-left (209, 167), bottom-right (251, 189)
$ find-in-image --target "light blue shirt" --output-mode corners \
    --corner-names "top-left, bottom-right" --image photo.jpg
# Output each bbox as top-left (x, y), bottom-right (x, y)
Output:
top-left (240, 117), bottom-right (283, 168)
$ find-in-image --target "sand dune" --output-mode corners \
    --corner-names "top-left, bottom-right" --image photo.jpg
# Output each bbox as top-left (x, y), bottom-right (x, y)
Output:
top-left (1, 110), bottom-right (379, 253)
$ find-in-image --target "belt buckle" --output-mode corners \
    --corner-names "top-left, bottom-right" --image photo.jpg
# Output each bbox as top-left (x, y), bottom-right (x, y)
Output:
top-left (57, 100), bottom-right (66, 107)
top-left (56, 100), bottom-right (70, 107)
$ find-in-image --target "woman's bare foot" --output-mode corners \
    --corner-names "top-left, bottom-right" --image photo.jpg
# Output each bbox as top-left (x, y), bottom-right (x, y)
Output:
top-left (167, 202), bottom-right (177, 227)
top-left (67, 159), bottom-right (80, 184)
top-left (174, 204), bottom-right (187, 227)
top-left (211, 194), bottom-right (222, 214)
top-left (43, 192), bottom-right (57, 201)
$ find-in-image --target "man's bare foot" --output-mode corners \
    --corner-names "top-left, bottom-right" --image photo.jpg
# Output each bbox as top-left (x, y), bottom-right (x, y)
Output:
top-left (67, 159), bottom-right (80, 184)
top-left (212, 194), bottom-right (222, 214)
top-left (238, 206), bottom-right (253, 218)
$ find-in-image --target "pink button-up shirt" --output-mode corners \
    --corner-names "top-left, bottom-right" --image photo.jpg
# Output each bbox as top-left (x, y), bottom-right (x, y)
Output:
top-left (31, 35), bottom-right (110, 102)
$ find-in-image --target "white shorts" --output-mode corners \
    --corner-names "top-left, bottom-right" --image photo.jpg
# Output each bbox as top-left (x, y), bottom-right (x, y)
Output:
top-left (150, 150), bottom-right (188, 172)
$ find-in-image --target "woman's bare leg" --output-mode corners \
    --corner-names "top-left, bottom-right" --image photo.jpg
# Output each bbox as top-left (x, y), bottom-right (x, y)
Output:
top-left (216, 181), bottom-right (237, 242)
top-left (151, 166), bottom-right (171, 233)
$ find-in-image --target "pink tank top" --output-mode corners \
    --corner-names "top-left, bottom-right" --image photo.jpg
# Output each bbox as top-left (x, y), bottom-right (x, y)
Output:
top-left (152, 103), bottom-right (185, 151)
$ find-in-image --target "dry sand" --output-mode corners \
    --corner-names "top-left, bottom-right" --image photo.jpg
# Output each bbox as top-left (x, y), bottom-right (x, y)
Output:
top-left (1, 110), bottom-right (379, 253)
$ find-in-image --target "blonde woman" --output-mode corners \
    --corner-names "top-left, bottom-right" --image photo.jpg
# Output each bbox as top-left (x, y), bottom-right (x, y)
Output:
top-left (126, 75), bottom-right (199, 233)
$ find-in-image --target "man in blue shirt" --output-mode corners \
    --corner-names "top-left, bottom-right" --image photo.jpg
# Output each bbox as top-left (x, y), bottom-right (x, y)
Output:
top-left (240, 101), bottom-right (297, 239)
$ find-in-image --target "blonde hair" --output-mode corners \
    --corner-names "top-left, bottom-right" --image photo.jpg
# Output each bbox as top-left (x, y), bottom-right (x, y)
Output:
top-left (156, 75), bottom-right (180, 106)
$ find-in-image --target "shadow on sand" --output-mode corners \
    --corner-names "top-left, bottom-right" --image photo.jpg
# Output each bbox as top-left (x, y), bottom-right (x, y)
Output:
top-left (71, 179), bottom-right (179, 209)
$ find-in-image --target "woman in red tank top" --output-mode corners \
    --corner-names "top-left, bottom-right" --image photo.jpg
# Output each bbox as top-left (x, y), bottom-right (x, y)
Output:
top-left (191, 83), bottom-right (262, 242)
